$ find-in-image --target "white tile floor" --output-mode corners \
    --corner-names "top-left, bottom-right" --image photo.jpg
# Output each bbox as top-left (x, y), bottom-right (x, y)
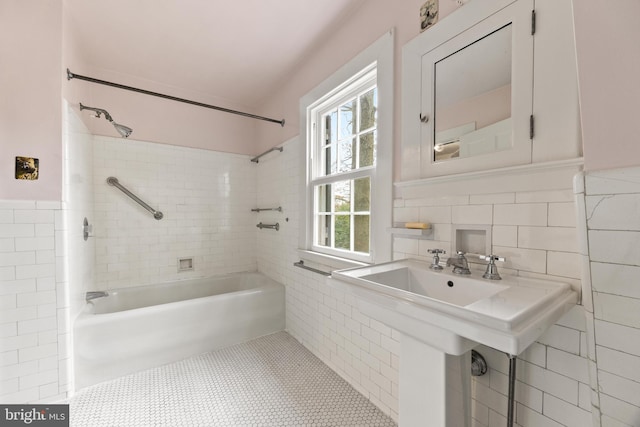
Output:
top-left (69, 332), bottom-right (396, 426)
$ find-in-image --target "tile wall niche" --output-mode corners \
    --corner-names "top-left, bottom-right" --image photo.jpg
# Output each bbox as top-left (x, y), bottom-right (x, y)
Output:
top-left (578, 166), bottom-right (640, 427)
top-left (92, 136), bottom-right (257, 290)
top-left (0, 200), bottom-right (70, 403)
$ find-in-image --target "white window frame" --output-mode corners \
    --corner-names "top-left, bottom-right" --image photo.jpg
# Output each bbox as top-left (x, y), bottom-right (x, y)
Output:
top-left (309, 69), bottom-right (377, 263)
top-left (299, 30), bottom-right (394, 268)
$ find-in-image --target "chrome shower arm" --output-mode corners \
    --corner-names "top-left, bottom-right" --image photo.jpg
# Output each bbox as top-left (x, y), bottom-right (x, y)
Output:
top-left (79, 102), bottom-right (132, 137)
top-left (79, 103), bottom-right (113, 122)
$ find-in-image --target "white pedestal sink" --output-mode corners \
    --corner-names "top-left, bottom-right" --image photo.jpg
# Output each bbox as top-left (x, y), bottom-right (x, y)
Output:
top-left (330, 259), bottom-right (578, 427)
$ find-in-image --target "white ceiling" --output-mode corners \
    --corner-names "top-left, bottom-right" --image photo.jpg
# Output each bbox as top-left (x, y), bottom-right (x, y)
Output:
top-left (65, 0), bottom-right (364, 108)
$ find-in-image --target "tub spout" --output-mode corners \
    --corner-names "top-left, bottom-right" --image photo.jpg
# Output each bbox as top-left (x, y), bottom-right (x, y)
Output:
top-left (86, 291), bottom-right (109, 302)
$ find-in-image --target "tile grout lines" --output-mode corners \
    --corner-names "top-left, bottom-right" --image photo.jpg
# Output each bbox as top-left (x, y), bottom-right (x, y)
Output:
top-left (69, 331), bottom-right (396, 427)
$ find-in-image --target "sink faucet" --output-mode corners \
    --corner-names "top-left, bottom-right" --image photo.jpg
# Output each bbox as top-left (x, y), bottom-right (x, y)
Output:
top-left (447, 251), bottom-right (471, 275)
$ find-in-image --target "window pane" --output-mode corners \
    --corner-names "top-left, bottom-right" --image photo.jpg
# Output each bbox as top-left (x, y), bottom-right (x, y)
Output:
top-left (354, 215), bottom-right (370, 253)
top-left (334, 181), bottom-right (351, 212)
top-left (354, 177), bottom-right (370, 212)
top-left (338, 138), bottom-right (356, 173)
top-left (339, 100), bottom-right (356, 139)
top-left (359, 131), bottom-right (376, 168)
top-left (316, 184), bottom-right (331, 213)
top-left (334, 215), bottom-right (351, 250)
top-left (316, 214), bottom-right (330, 247)
top-left (359, 88), bottom-right (377, 131)
top-left (324, 145), bottom-right (337, 176)
top-left (324, 110), bottom-right (338, 145)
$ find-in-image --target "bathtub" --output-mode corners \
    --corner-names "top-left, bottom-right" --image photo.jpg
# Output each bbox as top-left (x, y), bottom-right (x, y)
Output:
top-left (73, 272), bottom-right (285, 389)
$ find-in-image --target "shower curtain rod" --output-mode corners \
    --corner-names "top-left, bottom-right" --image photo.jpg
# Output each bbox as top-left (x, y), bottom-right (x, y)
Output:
top-left (66, 69), bottom-right (285, 127)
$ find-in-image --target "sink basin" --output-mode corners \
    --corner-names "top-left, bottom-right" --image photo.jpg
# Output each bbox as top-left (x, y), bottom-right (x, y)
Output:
top-left (359, 265), bottom-right (508, 306)
top-left (332, 258), bottom-right (579, 426)
top-left (331, 258), bottom-right (578, 356)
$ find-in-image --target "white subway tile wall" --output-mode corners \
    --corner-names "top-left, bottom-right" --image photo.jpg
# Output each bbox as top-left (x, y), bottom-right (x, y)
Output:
top-left (92, 136), bottom-right (257, 289)
top-left (5, 110), bottom-right (638, 427)
top-left (0, 200), bottom-right (70, 403)
top-left (255, 138), bottom-right (401, 421)
top-left (393, 185), bottom-right (591, 426)
top-left (253, 138), bottom-right (596, 426)
top-left (63, 102), bottom-right (96, 322)
top-left (583, 166), bottom-right (640, 426)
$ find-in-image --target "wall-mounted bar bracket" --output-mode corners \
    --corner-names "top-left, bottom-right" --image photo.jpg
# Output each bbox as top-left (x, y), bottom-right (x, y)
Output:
top-left (256, 222), bottom-right (279, 231)
top-left (251, 207), bottom-right (282, 213)
top-left (250, 146), bottom-right (283, 163)
top-left (293, 260), bottom-right (331, 276)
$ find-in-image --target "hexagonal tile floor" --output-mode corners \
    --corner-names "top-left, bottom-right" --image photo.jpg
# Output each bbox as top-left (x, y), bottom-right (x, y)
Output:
top-left (69, 331), bottom-right (396, 426)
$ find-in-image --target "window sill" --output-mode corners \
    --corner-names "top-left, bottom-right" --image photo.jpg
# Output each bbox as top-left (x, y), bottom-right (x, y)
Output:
top-left (297, 249), bottom-right (368, 275)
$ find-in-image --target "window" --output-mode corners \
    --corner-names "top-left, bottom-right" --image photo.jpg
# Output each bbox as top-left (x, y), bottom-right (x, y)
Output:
top-left (300, 30), bottom-right (393, 266)
top-left (310, 70), bottom-right (377, 261)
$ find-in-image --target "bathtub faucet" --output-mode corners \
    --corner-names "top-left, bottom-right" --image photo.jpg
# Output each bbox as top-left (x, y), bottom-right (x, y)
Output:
top-left (86, 291), bottom-right (109, 302)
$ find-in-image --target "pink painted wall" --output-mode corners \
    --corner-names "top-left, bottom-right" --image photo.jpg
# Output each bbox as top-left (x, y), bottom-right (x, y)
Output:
top-left (0, 1), bottom-right (63, 200)
top-left (572, 0), bottom-right (640, 171)
top-left (63, 66), bottom-right (259, 156)
top-left (258, 0), bottom-right (640, 175)
top-left (255, 0), bottom-right (460, 157)
top-left (3, 0), bottom-right (637, 201)
top-left (61, 4), bottom-right (259, 156)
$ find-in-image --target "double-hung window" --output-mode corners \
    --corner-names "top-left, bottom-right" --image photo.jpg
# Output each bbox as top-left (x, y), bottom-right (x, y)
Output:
top-left (309, 70), bottom-right (377, 262)
top-left (301, 30), bottom-right (393, 266)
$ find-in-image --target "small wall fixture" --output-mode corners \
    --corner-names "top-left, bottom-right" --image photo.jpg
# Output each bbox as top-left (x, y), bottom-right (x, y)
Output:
top-left (79, 103), bottom-right (133, 138)
top-left (15, 156), bottom-right (39, 180)
top-left (82, 217), bottom-right (92, 241)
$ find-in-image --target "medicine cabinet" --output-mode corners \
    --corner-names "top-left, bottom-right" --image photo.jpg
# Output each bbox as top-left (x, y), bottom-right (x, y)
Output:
top-left (401, 0), bottom-right (581, 180)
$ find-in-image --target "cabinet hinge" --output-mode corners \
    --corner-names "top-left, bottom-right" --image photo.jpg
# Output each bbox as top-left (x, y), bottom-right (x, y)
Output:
top-left (531, 9), bottom-right (536, 35)
top-left (530, 115), bottom-right (535, 139)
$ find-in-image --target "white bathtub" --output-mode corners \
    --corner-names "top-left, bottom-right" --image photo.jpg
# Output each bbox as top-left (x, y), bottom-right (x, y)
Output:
top-left (74, 272), bottom-right (285, 389)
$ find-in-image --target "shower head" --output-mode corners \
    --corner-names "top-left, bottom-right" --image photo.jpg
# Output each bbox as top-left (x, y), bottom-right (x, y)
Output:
top-left (113, 123), bottom-right (133, 138)
top-left (79, 103), bottom-right (133, 138)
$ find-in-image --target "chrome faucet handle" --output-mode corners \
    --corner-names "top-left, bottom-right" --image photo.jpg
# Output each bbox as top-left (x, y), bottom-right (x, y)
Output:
top-left (427, 249), bottom-right (445, 270)
top-left (480, 254), bottom-right (506, 280)
top-left (479, 254), bottom-right (505, 262)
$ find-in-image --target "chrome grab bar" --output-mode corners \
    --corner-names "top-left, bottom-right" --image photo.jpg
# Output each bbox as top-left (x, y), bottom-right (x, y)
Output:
top-left (293, 260), bottom-right (331, 277)
top-left (256, 222), bottom-right (279, 231)
top-left (251, 207), bottom-right (282, 212)
top-left (250, 146), bottom-right (283, 163)
top-left (106, 177), bottom-right (164, 220)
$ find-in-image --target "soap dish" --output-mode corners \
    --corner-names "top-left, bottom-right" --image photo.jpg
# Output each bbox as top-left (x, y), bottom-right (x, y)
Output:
top-left (388, 223), bottom-right (433, 239)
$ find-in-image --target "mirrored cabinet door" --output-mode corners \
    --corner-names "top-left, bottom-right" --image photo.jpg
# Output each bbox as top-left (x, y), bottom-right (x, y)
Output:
top-left (433, 24), bottom-right (512, 162)
top-left (420, 0), bottom-right (533, 177)
top-left (401, 0), bottom-right (581, 182)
